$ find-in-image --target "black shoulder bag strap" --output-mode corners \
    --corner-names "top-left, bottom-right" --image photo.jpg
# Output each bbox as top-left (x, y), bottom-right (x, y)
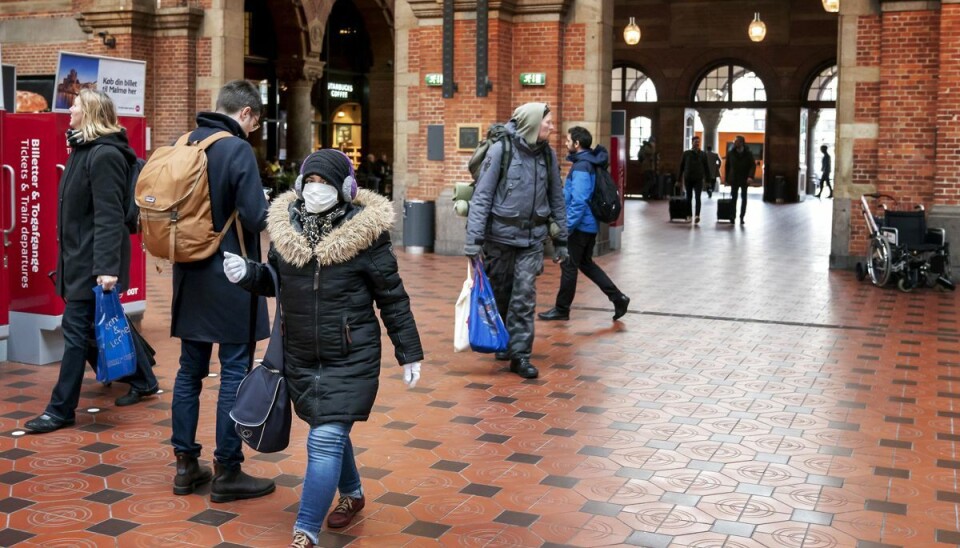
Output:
top-left (261, 264), bottom-right (284, 374)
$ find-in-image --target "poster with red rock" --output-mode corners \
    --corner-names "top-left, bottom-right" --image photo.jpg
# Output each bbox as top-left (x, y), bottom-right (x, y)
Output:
top-left (53, 52), bottom-right (146, 116)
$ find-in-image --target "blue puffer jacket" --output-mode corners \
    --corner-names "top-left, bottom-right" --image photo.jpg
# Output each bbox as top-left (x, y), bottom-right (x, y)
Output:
top-left (565, 145), bottom-right (609, 235)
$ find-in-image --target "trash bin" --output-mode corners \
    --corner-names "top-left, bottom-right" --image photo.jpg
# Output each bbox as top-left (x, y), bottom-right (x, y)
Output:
top-left (774, 175), bottom-right (787, 203)
top-left (403, 200), bottom-right (435, 254)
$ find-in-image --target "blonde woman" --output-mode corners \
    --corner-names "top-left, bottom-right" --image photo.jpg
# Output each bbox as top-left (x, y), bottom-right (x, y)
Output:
top-left (24, 89), bottom-right (157, 434)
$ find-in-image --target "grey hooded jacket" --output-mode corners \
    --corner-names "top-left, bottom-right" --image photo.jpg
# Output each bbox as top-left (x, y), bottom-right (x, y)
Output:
top-left (465, 112), bottom-right (568, 248)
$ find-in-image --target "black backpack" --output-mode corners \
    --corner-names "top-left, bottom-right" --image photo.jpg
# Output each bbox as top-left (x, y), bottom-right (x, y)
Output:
top-left (86, 145), bottom-right (145, 234)
top-left (589, 164), bottom-right (622, 224)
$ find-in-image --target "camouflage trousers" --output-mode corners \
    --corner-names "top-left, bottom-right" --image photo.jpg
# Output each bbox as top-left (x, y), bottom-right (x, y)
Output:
top-left (482, 241), bottom-right (544, 359)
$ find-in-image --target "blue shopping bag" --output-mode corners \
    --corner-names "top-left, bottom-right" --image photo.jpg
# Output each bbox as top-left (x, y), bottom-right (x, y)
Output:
top-left (93, 285), bottom-right (137, 384)
top-left (468, 257), bottom-right (510, 353)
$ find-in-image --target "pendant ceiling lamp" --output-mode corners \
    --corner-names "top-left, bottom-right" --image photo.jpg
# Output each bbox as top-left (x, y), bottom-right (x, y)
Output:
top-left (822, 0), bottom-right (839, 13)
top-left (748, 12), bottom-right (766, 42)
top-left (623, 17), bottom-right (641, 45)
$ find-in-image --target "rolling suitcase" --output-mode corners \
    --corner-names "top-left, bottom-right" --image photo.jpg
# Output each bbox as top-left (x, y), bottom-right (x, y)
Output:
top-left (669, 196), bottom-right (692, 221)
top-left (717, 192), bottom-right (736, 223)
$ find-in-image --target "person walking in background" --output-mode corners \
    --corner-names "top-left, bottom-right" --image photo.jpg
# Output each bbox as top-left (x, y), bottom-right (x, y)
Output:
top-left (464, 102), bottom-right (568, 379)
top-left (24, 90), bottom-right (159, 433)
top-left (678, 135), bottom-right (711, 224)
top-left (705, 145), bottom-right (721, 199)
top-left (222, 149), bottom-right (424, 548)
top-left (725, 135), bottom-right (756, 225)
top-left (168, 80), bottom-right (275, 503)
top-left (538, 126), bottom-right (630, 323)
top-left (816, 145), bottom-right (833, 199)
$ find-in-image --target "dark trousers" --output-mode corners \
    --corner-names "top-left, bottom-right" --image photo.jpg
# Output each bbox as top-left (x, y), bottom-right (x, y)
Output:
top-left (45, 299), bottom-right (158, 421)
top-left (171, 339), bottom-right (250, 468)
top-left (684, 179), bottom-right (703, 217)
top-left (555, 230), bottom-right (622, 312)
top-left (730, 183), bottom-right (749, 219)
top-left (817, 174), bottom-right (833, 197)
top-left (483, 241), bottom-right (543, 359)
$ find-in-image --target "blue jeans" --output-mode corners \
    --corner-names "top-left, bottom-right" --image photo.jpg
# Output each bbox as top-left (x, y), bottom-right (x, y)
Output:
top-left (294, 422), bottom-right (362, 542)
top-left (170, 339), bottom-right (249, 468)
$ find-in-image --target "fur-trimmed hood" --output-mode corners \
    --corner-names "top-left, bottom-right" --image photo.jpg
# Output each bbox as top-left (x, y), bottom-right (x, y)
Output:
top-left (268, 189), bottom-right (394, 268)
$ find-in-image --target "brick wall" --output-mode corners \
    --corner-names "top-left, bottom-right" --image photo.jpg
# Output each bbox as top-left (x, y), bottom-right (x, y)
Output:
top-left (841, 5), bottom-right (960, 264)
top-left (403, 17), bottom-right (569, 201)
top-left (935, 4), bottom-right (960, 206)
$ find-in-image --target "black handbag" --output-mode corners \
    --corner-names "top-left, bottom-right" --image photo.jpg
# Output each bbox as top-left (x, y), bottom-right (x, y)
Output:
top-left (230, 265), bottom-right (292, 453)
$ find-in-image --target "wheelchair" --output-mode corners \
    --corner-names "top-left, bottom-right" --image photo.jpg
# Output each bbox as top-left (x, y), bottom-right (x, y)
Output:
top-left (855, 193), bottom-right (955, 292)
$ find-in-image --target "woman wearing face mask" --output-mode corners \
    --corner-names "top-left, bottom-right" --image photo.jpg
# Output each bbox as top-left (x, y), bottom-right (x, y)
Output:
top-left (221, 149), bottom-right (423, 548)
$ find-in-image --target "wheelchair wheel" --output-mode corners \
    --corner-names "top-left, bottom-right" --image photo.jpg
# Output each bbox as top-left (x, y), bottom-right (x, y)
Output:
top-left (867, 237), bottom-right (892, 287)
top-left (855, 262), bottom-right (867, 281)
top-left (898, 277), bottom-right (915, 293)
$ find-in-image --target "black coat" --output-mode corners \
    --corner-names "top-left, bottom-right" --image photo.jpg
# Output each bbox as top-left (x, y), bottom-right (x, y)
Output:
top-left (724, 146), bottom-right (757, 187)
top-left (57, 131), bottom-right (134, 301)
top-left (170, 113), bottom-right (269, 343)
top-left (239, 189), bottom-right (424, 426)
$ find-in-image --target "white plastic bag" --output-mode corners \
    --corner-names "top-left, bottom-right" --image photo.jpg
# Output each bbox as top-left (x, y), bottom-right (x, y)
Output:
top-left (453, 260), bottom-right (473, 352)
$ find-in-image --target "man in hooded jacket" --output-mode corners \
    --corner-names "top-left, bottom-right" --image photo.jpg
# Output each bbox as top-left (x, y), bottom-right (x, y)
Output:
top-left (538, 126), bottom-right (630, 322)
top-left (464, 102), bottom-right (568, 379)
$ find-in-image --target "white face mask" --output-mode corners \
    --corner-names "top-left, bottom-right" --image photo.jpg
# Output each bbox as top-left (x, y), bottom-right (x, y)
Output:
top-left (301, 182), bottom-right (339, 213)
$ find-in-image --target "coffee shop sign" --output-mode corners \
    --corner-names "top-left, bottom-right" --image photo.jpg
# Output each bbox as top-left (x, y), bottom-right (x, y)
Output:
top-left (328, 82), bottom-right (353, 99)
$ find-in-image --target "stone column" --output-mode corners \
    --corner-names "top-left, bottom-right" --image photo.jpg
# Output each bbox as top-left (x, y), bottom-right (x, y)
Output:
top-left (279, 61), bottom-right (324, 167)
top-left (696, 108), bottom-right (724, 154)
top-left (807, 108), bottom-right (821, 195)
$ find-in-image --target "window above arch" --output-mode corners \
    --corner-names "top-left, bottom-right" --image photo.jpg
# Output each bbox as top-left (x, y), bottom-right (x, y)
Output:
top-left (806, 65), bottom-right (837, 102)
top-left (695, 64), bottom-right (766, 103)
top-left (612, 66), bottom-right (657, 103)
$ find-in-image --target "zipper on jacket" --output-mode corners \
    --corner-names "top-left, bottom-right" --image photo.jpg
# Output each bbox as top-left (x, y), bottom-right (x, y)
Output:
top-left (314, 261), bottom-right (321, 366)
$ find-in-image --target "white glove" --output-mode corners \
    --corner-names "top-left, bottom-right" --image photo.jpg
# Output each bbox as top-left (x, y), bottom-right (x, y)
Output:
top-left (223, 252), bottom-right (248, 284)
top-left (402, 362), bottom-right (421, 389)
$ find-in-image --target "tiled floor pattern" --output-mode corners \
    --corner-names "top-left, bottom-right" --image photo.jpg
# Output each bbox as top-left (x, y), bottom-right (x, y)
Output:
top-left (2, 195), bottom-right (960, 547)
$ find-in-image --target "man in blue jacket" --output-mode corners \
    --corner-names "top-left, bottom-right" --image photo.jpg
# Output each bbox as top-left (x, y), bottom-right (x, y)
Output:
top-left (538, 127), bottom-right (629, 322)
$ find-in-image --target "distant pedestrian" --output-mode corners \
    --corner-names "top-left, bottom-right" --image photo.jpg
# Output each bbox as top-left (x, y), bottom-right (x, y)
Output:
top-left (724, 135), bottom-right (756, 225)
top-left (678, 136), bottom-right (711, 224)
top-left (816, 145), bottom-right (833, 199)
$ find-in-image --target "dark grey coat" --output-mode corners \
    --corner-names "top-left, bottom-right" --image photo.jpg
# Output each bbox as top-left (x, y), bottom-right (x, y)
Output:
top-left (465, 122), bottom-right (568, 248)
top-left (57, 131), bottom-right (133, 301)
top-left (239, 190), bottom-right (423, 426)
top-left (170, 113), bottom-right (269, 343)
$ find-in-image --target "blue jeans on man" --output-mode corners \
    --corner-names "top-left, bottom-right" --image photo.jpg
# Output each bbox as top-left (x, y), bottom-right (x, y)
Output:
top-left (170, 339), bottom-right (249, 467)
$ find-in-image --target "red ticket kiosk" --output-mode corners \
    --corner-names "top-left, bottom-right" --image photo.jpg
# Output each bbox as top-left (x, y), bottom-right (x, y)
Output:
top-left (2, 113), bottom-right (147, 364)
top-left (0, 108), bottom-right (11, 362)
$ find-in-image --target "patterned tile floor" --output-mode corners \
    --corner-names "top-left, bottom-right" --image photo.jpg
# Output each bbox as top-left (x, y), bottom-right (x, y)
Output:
top-left (2, 193), bottom-right (960, 547)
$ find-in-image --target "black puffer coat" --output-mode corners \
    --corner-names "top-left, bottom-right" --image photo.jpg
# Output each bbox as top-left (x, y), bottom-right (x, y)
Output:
top-left (239, 189), bottom-right (423, 426)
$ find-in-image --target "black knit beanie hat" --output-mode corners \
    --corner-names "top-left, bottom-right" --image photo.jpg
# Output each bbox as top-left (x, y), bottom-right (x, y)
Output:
top-left (297, 149), bottom-right (357, 203)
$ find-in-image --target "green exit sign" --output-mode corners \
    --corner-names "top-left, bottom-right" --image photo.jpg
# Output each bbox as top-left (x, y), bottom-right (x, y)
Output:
top-left (519, 73), bottom-right (547, 86)
top-left (425, 73), bottom-right (443, 86)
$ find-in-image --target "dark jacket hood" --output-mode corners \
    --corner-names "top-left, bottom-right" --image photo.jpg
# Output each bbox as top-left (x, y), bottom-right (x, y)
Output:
top-left (84, 130), bottom-right (137, 164)
top-left (196, 112), bottom-right (245, 137)
top-left (568, 145), bottom-right (609, 170)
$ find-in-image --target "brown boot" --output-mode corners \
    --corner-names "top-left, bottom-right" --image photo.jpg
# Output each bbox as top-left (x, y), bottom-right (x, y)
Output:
top-left (210, 462), bottom-right (275, 503)
top-left (173, 453), bottom-right (212, 496)
top-left (327, 495), bottom-right (365, 528)
top-left (288, 531), bottom-right (315, 548)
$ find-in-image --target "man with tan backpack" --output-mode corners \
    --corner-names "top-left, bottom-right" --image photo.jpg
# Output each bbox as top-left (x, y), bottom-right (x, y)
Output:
top-left (139, 80), bottom-right (274, 503)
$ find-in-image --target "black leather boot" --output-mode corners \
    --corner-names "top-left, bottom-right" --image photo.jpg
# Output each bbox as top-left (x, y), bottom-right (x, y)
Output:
top-left (210, 462), bottom-right (276, 503)
top-left (173, 453), bottom-right (212, 496)
top-left (510, 358), bottom-right (539, 379)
